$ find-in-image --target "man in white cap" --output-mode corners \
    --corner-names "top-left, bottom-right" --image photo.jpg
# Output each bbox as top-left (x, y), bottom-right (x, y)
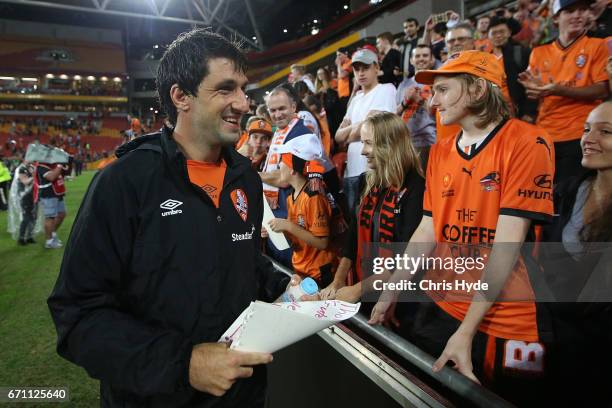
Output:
top-left (335, 46), bottom-right (396, 218)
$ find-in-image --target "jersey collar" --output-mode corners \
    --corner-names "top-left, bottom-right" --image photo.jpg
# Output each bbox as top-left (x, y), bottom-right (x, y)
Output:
top-left (455, 119), bottom-right (508, 161)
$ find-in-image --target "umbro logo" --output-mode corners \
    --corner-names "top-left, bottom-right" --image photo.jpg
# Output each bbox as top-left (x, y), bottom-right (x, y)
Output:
top-left (160, 199), bottom-right (183, 216)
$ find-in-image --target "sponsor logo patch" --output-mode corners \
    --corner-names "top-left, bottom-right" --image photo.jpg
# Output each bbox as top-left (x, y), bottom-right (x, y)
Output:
top-left (231, 189), bottom-right (248, 222)
top-left (160, 199), bottom-right (183, 217)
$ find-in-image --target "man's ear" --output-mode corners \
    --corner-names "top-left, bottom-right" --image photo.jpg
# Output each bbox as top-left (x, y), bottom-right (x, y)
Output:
top-left (170, 84), bottom-right (190, 114)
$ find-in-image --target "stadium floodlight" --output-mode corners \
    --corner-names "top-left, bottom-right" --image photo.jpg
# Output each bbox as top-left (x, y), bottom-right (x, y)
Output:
top-left (313, 19), bottom-right (318, 23)
top-left (46, 74), bottom-right (55, 79)
top-left (344, 5), bottom-right (349, 9)
top-left (311, 28), bottom-right (319, 35)
top-left (74, 75), bottom-right (82, 80)
top-left (59, 74), bottom-right (69, 79)
top-left (113, 77), bottom-right (122, 82)
top-left (0, 76), bottom-right (16, 80)
top-left (87, 76), bottom-right (96, 81)
top-left (100, 76), bottom-right (108, 81)
top-left (21, 77), bottom-right (39, 81)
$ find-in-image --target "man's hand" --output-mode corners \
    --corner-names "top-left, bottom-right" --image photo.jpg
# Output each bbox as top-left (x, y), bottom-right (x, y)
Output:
top-left (334, 284), bottom-right (361, 303)
top-left (432, 330), bottom-right (480, 384)
top-left (368, 299), bottom-right (392, 324)
top-left (189, 342), bottom-right (273, 397)
top-left (425, 15), bottom-right (434, 32)
top-left (268, 218), bottom-right (291, 233)
top-left (404, 86), bottom-right (418, 103)
top-left (518, 70), bottom-right (557, 99)
top-left (320, 279), bottom-right (345, 300)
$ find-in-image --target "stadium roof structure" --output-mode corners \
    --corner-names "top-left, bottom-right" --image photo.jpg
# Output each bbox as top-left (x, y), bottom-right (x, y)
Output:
top-left (0, 0), bottom-right (354, 51)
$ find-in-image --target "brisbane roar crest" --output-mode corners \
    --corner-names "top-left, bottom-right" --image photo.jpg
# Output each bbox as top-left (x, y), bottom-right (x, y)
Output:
top-left (231, 189), bottom-right (248, 222)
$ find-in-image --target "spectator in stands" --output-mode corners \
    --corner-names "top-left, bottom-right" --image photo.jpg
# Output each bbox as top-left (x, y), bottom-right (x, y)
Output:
top-left (519, 0), bottom-right (610, 182)
top-left (237, 116), bottom-right (273, 171)
top-left (399, 17), bottom-right (421, 79)
top-left (321, 112), bottom-right (424, 303)
top-left (540, 100), bottom-right (612, 407)
top-left (314, 67), bottom-right (341, 136)
top-left (476, 15), bottom-right (491, 40)
top-left (376, 32), bottom-right (402, 87)
top-left (290, 64), bottom-right (315, 93)
top-left (261, 86), bottom-right (326, 265)
top-left (474, 15), bottom-right (492, 52)
top-left (36, 162), bottom-right (67, 249)
top-left (304, 94), bottom-right (332, 157)
top-left (335, 48), bottom-right (353, 111)
top-left (268, 134), bottom-right (337, 287)
top-left (396, 44), bottom-right (437, 162)
top-left (256, 103), bottom-right (272, 123)
top-left (314, 67), bottom-right (334, 94)
top-left (488, 17), bottom-right (538, 121)
top-left (445, 22), bottom-right (476, 55)
top-left (335, 48), bottom-right (396, 218)
top-left (371, 51), bottom-right (555, 403)
top-left (588, 0), bottom-right (612, 37)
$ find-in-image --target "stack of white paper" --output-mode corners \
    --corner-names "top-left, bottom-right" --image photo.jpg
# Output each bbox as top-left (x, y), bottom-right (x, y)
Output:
top-left (219, 300), bottom-right (361, 353)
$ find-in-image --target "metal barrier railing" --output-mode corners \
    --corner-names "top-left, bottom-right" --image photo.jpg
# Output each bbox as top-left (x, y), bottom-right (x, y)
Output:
top-left (265, 255), bottom-right (515, 408)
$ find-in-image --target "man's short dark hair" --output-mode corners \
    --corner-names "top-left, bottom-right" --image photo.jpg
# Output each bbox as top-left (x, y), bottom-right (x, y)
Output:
top-left (489, 16), bottom-right (522, 35)
top-left (156, 29), bottom-right (247, 126)
top-left (412, 43), bottom-right (434, 56)
top-left (404, 17), bottom-right (419, 26)
top-left (377, 32), bottom-right (394, 44)
top-left (433, 22), bottom-right (447, 36)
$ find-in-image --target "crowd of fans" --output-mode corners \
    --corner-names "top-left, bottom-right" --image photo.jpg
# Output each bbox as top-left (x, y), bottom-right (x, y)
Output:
top-left (230, 0), bottom-right (611, 405)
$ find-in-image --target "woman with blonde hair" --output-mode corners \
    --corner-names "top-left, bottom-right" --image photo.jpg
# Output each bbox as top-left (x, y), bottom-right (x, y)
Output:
top-left (320, 111), bottom-right (425, 302)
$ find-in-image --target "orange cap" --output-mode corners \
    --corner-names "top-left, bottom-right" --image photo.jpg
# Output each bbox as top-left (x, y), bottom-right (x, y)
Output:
top-left (131, 118), bottom-right (141, 131)
top-left (415, 50), bottom-right (505, 88)
top-left (247, 119), bottom-right (273, 136)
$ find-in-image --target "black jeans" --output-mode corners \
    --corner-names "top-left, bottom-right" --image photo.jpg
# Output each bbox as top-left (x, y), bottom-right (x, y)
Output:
top-left (19, 204), bottom-right (37, 240)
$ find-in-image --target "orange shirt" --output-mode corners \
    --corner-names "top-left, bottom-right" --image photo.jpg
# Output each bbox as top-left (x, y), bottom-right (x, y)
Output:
top-left (187, 159), bottom-right (227, 208)
top-left (286, 185), bottom-right (336, 280)
top-left (316, 111), bottom-right (332, 157)
top-left (529, 33), bottom-right (609, 142)
top-left (236, 131), bottom-right (248, 150)
top-left (337, 61), bottom-right (353, 98)
top-left (423, 119), bottom-right (555, 341)
top-left (475, 38), bottom-right (493, 53)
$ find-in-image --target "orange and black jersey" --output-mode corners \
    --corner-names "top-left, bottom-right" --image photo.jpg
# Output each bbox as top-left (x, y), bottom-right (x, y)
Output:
top-left (423, 118), bottom-right (555, 341)
top-left (286, 183), bottom-right (337, 281)
top-left (529, 33), bottom-right (609, 142)
top-left (343, 169), bottom-right (425, 282)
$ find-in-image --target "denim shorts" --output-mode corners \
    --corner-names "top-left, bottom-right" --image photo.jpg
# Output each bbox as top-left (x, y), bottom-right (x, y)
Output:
top-left (41, 197), bottom-right (66, 218)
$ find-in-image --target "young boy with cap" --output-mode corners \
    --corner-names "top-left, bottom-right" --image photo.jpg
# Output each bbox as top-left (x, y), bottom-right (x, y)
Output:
top-left (237, 117), bottom-right (273, 171)
top-left (369, 50), bottom-right (555, 405)
top-left (267, 134), bottom-right (337, 287)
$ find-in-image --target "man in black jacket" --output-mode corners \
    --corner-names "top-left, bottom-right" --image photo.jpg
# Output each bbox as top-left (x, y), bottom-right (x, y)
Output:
top-left (48, 29), bottom-right (288, 407)
top-left (488, 17), bottom-right (538, 121)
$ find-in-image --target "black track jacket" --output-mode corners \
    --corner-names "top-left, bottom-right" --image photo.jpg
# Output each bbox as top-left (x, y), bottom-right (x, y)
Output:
top-left (48, 127), bottom-right (288, 407)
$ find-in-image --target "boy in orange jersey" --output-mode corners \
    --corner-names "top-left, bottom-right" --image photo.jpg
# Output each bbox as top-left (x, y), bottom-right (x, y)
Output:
top-left (370, 51), bottom-right (555, 405)
top-left (267, 134), bottom-right (337, 287)
top-left (519, 0), bottom-right (610, 182)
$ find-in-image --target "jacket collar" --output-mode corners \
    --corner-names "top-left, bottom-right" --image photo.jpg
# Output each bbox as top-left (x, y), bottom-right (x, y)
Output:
top-left (159, 125), bottom-right (252, 185)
